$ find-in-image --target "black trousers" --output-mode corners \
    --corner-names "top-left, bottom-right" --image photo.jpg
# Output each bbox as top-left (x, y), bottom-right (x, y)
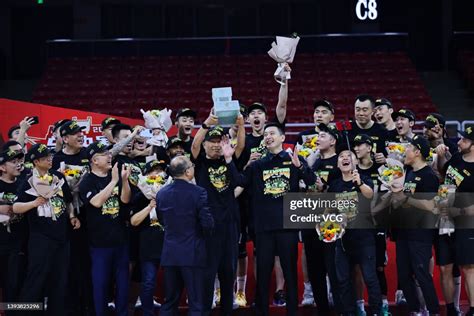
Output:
top-left (161, 266), bottom-right (205, 316)
top-left (0, 250), bottom-right (27, 316)
top-left (202, 221), bottom-right (238, 316)
top-left (396, 239), bottom-right (440, 314)
top-left (302, 230), bottom-right (342, 315)
top-left (255, 230), bottom-right (298, 316)
top-left (19, 234), bottom-right (70, 316)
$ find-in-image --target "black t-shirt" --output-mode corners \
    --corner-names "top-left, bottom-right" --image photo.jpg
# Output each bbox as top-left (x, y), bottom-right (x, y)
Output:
top-left (295, 128), bottom-right (319, 146)
top-left (182, 137), bottom-right (193, 155)
top-left (130, 192), bottom-right (164, 262)
top-left (193, 155), bottom-right (239, 225)
top-left (79, 172), bottom-right (128, 248)
top-left (311, 155), bottom-right (340, 190)
top-left (357, 162), bottom-right (382, 190)
top-left (17, 170), bottom-right (72, 243)
top-left (328, 174), bottom-right (375, 247)
top-left (348, 121), bottom-right (388, 154)
top-left (444, 153), bottom-right (474, 228)
top-left (114, 154), bottom-right (142, 190)
top-left (0, 179), bottom-right (28, 254)
top-left (52, 148), bottom-right (89, 171)
top-left (395, 165), bottom-right (438, 242)
top-left (385, 128), bottom-right (399, 142)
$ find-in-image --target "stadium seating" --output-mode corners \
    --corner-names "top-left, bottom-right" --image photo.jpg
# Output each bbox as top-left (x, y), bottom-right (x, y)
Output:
top-left (33, 52), bottom-right (437, 123)
top-left (458, 50), bottom-right (474, 92)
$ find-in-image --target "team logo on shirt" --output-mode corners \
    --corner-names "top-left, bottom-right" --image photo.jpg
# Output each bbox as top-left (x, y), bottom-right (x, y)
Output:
top-left (334, 191), bottom-right (359, 222)
top-left (102, 186), bottom-right (120, 218)
top-left (404, 182), bottom-right (417, 195)
top-left (0, 192), bottom-right (17, 204)
top-left (51, 194), bottom-right (66, 217)
top-left (250, 140), bottom-right (268, 158)
top-left (263, 168), bottom-right (290, 197)
top-left (208, 165), bottom-right (230, 192)
top-left (124, 163), bottom-right (142, 187)
top-left (445, 165), bottom-right (464, 187)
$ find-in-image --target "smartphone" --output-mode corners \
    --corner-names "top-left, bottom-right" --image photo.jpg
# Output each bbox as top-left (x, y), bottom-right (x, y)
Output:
top-left (29, 116), bottom-right (39, 125)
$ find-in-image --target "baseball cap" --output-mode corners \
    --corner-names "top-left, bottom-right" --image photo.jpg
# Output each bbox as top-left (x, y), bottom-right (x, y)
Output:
top-left (318, 123), bottom-right (341, 142)
top-left (424, 113), bottom-right (446, 129)
top-left (101, 117), bottom-right (121, 130)
top-left (409, 135), bottom-right (431, 159)
top-left (176, 108), bottom-right (197, 120)
top-left (247, 102), bottom-right (267, 114)
top-left (375, 98), bottom-right (393, 109)
top-left (353, 134), bottom-right (373, 147)
top-left (0, 149), bottom-right (24, 165)
top-left (86, 141), bottom-right (110, 160)
top-left (26, 144), bottom-right (52, 162)
top-left (458, 126), bottom-right (474, 142)
top-left (53, 119), bottom-right (71, 133)
top-left (392, 109), bottom-right (416, 122)
top-left (60, 120), bottom-right (85, 137)
top-left (313, 99), bottom-right (334, 114)
top-left (205, 126), bottom-right (225, 141)
top-left (166, 137), bottom-right (185, 150)
top-left (143, 160), bottom-right (168, 175)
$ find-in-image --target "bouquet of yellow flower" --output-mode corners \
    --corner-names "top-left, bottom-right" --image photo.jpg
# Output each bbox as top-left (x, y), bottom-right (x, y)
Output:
top-left (25, 169), bottom-right (64, 220)
top-left (145, 175), bottom-right (166, 186)
top-left (378, 158), bottom-right (405, 192)
top-left (316, 217), bottom-right (346, 243)
top-left (60, 162), bottom-right (88, 212)
top-left (296, 134), bottom-right (318, 158)
top-left (435, 184), bottom-right (456, 235)
top-left (141, 108), bottom-right (173, 147)
top-left (386, 142), bottom-right (407, 162)
top-left (138, 172), bottom-right (171, 229)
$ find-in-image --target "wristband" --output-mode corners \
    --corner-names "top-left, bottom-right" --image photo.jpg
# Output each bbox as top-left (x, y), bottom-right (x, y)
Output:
top-left (202, 123), bottom-right (209, 130)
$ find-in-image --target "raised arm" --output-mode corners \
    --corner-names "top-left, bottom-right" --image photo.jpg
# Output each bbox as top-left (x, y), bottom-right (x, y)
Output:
top-left (275, 63), bottom-right (291, 124)
top-left (191, 111), bottom-right (218, 160)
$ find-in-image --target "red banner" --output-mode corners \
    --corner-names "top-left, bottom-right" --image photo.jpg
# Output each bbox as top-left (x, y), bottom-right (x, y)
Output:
top-left (0, 99), bottom-right (174, 147)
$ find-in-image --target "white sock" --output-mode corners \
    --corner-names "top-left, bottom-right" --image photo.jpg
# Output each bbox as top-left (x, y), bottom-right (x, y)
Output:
top-left (454, 276), bottom-right (461, 310)
top-left (236, 276), bottom-right (247, 292)
top-left (356, 299), bottom-right (365, 311)
top-left (382, 298), bottom-right (389, 306)
top-left (304, 281), bottom-right (312, 291)
top-left (214, 276), bottom-right (220, 291)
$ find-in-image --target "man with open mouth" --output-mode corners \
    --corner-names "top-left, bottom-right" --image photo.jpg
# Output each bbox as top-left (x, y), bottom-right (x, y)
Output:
top-left (391, 108), bottom-right (416, 142)
top-left (174, 108), bottom-right (197, 155)
top-left (374, 98), bottom-right (398, 142)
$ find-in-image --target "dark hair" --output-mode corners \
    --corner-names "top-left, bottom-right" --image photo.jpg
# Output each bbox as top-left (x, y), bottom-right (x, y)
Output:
top-left (355, 94), bottom-right (375, 108)
top-left (168, 156), bottom-right (189, 178)
top-left (1, 140), bottom-right (21, 151)
top-left (111, 124), bottom-right (132, 139)
top-left (7, 125), bottom-right (20, 139)
top-left (264, 122), bottom-right (285, 135)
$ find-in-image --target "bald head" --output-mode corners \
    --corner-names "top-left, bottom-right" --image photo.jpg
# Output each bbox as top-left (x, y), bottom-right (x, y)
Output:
top-left (169, 156), bottom-right (193, 178)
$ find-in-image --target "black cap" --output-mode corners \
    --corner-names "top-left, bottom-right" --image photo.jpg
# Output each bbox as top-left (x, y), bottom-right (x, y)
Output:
top-left (7, 125), bottom-right (20, 138)
top-left (0, 149), bottom-right (24, 165)
top-left (143, 160), bottom-right (168, 175)
top-left (247, 102), bottom-right (267, 114)
top-left (205, 126), bottom-right (225, 141)
top-left (101, 117), bottom-right (121, 130)
top-left (26, 144), bottom-right (52, 162)
top-left (166, 137), bottom-right (185, 150)
top-left (409, 135), bottom-right (431, 160)
top-left (458, 126), bottom-right (474, 141)
top-left (53, 119), bottom-right (71, 133)
top-left (424, 113), bottom-right (446, 129)
top-left (392, 109), bottom-right (415, 122)
top-left (375, 98), bottom-right (393, 109)
top-left (313, 99), bottom-right (334, 114)
top-left (176, 108), bottom-right (197, 120)
top-left (318, 123), bottom-right (340, 142)
top-left (60, 120), bottom-right (85, 137)
top-left (353, 134), bottom-right (373, 147)
top-left (86, 141), bottom-right (110, 160)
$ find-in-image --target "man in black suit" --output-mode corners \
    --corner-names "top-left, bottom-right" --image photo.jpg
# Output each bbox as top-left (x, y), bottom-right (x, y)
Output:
top-left (157, 156), bottom-right (214, 316)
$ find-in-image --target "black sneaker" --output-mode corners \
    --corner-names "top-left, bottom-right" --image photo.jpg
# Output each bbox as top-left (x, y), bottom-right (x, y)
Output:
top-left (272, 290), bottom-right (286, 306)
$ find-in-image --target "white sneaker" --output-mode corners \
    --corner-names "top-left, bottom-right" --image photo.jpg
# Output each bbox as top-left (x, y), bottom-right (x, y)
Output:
top-left (107, 301), bottom-right (115, 310)
top-left (327, 291), bottom-right (334, 307)
top-left (153, 298), bottom-right (161, 308)
top-left (395, 290), bottom-right (407, 306)
top-left (301, 289), bottom-right (315, 306)
top-left (135, 297), bottom-right (142, 308)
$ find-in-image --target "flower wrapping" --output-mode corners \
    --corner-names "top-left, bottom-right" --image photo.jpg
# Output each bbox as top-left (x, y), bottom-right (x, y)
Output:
top-left (386, 142), bottom-right (407, 162)
top-left (267, 35), bottom-right (300, 85)
top-left (137, 174), bottom-right (172, 229)
top-left (59, 162), bottom-right (87, 212)
top-left (435, 184), bottom-right (456, 235)
top-left (141, 108), bottom-right (172, 132)
top-left (296, 134), bottom-right (318, 159)
top-left (25, 169), bottom-right (64, 220)
top-left (315, 214), bottom-right (347, 243)
top-left (378, 158), bottom-right (405, 192)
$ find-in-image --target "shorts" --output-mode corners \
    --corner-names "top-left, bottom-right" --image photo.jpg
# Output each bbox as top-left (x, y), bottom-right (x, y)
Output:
top-left (434, 234), bottom-right (456, 266)
top-left (455, 229), bottom-right (474, 266)
top-left (238, 229), bottom-right (248, 259)
top-left (375, 230), bottom-right (387, 267)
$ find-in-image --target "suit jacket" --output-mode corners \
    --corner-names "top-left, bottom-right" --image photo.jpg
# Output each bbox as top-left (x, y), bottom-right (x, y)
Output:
top-left (157, 179), bottom-right (214, 267)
